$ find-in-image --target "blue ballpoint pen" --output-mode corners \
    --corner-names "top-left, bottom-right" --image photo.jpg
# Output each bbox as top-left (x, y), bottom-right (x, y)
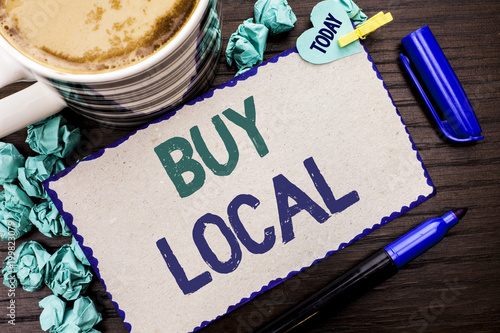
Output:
top-left (254, 208), bottom-right (468, 333)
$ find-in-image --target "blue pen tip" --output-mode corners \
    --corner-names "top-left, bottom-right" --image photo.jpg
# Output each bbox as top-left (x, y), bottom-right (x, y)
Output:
top-left (385, 209), bottom-right (467, 269)
top-left (453, 207), bottom-right (468, 220)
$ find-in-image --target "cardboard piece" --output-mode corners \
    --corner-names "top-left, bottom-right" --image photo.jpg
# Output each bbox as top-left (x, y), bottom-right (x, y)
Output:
top-left (45, 47), bottom-right (434, 332)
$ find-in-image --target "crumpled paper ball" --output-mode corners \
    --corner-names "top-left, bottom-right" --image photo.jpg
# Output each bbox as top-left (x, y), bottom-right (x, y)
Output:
top-left (2, 241), bottom-right (51, 292)
top-left (44, 244), bottom-right (93, 301)
top-left (39, 295), bottom-right (66, 332)
top-left (39, 295), bottom-right (102, 333)
top-left (0, 142), bottom-right (25, 184)
top-left (0, 184), bottom-right (34, 241)
top-left (26, 115), bottom-right (81, 158)
top-left (71, 237), bottom-right (91, 266)
top-left (18, 154), bottom-right (66, 199)
top-left (254, 0), bottom-right (297, 35)
top-left (226, 18), bottom-right (269, 76)
top-left (338, 0), bottom-right (368, 26)
top-left (30, 201), bottom-right (71, 238)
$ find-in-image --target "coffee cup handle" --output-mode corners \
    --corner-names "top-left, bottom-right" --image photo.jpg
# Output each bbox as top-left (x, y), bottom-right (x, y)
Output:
top-left (0, 51), bottom-right (29, 88)
top-left (0, 52), bottom-right (67, 138)
top-left (0, 82), bottom-right (67, 138)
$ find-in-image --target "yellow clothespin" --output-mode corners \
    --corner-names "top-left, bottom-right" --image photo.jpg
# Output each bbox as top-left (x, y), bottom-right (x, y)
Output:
top-left (338, 12), bottom-right (393, 48)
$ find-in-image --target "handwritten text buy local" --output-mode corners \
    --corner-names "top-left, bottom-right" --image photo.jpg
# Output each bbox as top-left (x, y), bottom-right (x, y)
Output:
top-left (154, 96), bottom-right (359, 295)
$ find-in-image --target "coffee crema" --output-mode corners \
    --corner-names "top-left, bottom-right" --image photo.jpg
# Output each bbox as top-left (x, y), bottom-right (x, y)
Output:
top-left (0, 0), bottom-right (199, 73)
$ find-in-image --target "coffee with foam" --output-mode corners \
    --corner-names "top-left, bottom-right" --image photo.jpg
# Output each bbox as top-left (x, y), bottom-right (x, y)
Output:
top-left (0, 0), bottom-right (199, 73)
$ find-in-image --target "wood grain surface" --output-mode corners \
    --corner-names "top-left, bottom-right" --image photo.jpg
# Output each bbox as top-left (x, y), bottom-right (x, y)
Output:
top-left (1, 1), bottom-right (499, 332)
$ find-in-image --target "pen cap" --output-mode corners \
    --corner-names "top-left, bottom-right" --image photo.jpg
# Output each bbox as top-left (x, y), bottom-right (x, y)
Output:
top-left (401, 26), bottom-right (483, 142)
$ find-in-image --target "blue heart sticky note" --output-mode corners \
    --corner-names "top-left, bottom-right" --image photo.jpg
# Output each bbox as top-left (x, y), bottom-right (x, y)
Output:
top-left (297, 0), bottom-right (362, 64)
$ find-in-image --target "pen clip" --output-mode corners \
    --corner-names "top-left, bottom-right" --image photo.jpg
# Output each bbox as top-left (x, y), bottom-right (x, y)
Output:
top-left (399, 54), bottom-right (483, 143)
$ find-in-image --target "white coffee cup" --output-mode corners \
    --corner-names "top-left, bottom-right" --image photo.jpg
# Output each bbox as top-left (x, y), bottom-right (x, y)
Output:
top-left (0, 0), bottom-right (221, 138)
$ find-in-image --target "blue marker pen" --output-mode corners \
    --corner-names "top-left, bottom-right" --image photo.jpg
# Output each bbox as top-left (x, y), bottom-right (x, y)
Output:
top-left (255, 208), bottom-right (468, 333)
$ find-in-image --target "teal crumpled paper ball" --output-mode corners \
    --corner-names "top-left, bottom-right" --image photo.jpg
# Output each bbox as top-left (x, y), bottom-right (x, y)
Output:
top-left (30, 201), bottom-right (71, 238)
top-left (44, 244), bottom-right (93, 301)
top-left (226, 18), bottom-right (269, 76)
top-left (254, 0), bottom-right (297, 35)
top-left (39, 295), bottom-right (102, 333)
top-left (0, 142), bottom-right (25, 185)
top-left (2, 241), bottom-right (51, 292)
top-left (26, 115), bottom-right (81, 158)
top-left (0, 184), bottom-right (34, 241)
top-left (338, 0), bottom-right (368, 26)
top-left (18, 155), bottom-right (66, 199)
top-left (71, 237), bottom-right (91, 266)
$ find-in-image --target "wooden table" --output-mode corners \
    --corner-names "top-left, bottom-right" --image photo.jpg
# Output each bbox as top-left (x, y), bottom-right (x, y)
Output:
top-left (1, 0), bottom-right (499, 332)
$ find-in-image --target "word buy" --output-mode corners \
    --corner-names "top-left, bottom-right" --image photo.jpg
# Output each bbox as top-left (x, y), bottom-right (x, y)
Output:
top-left (154, 97), bottom-right (359, 294)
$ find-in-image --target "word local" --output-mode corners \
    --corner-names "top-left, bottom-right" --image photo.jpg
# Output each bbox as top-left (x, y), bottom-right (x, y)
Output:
top-left (310, 13), bottom-right (343, 54)
top-left (156, 157), bottom-right (360, 294)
